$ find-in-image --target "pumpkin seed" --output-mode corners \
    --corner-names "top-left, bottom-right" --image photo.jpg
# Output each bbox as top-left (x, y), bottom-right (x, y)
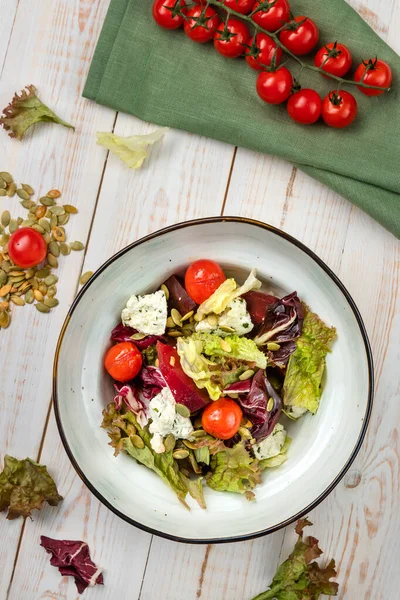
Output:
top-left (239, 369), bottom-right (254, 381)
top-left (166, 316), bottom-right (175, 329)
top-left (1, 261), bottom-right (11, 273)
top-left (175, 404), bottom-right (190, 418)
top-left (0, 284), bottom-right (12, 296)
top-left (47, 253), bottom-right (58, 268)
top-left (52, 226), bottom-right (65, 242)
top-left (21, 183), bottom-right (34, 195)
top-left (164, 433), bottom-right (176, 453)
top-left (47, 189), bottom-right (61, 199)
top-left (220, 339), bottom-right (232, 352)
top-left (0, 301), bottom-right (9, 311)
top-left (33, 290), bottom-right (44, 302)
top-left (44, 297), bottom-right (59, 308)
top-left (31, 277), bottom-right (39, 290)
top-left (171, 308), bottom-right (182, 327)
top-left (40, 196), bottom-right (56, 207)
top-left (31, 224), bottom-right (45, 234)
top-left (25, 289), bottom-right (34, 304)
top-left (47, 285), bottom-right (57, 297)
top-left (219, 325), bottom-right (235, 333)
top-left (50, 215), bottom-right (58, 228)
top-left (79, 271), bottom-right (93, 285)
top-left (6, 183), bottom-right (17, 197)
top-left (10, 295), bottom-right (25, 306)
top-left (226, 392), bottom-right (239, 399)
top-left (160, 284), bottom-right (169, 300)
top-left (43, 232), bottom-right (51, 244)
top-left (17, 217), bottom-right (23, 226)
top-left (241, 418), bottom-right (253, 429)
top-left (0, 189), bottom-right (6, 197)
top-left (207, 313), bottom-right (218, 327)
top-left (1, 211), bottom-right (10, 227)
top-left (48, 241), bottom-right (60, 257)
top-left (191, 429), bottom-right (207, 438)
top-left (181, 310), bottom-right (194, 322)
top-left (267, 342), bottom-right (281, 351)
top-left (167, 330), bottom-right (182, 338)
top-left (0, 172), bottom-right (13, 184)
top-left (63, 204), bottom-right (78, 214)
top-left (267, 397), bottom-right (274, 412)
top-left (130, 332), bottom-right (146, 341)
top-left (44, 274), bottom-right (58, 286)
top-left (59, 242), bottom-right (70, 255)
top-left (172, 449), bottom-right (189, 460)
top-left (38, 283), bottom-right (48, 295)
top-left (0, 271), bottom-right (7, 286)
top-left (35, 268), bottom-right (51, 279)
top-left (131, 435), bottom-right (145, 449)
top-left (8, 274), bottom-right (25, 284)
top-left (0, 309), bottom-right (10, 328)
top-left (49, 205), bottom-right (65, 216)
top-left (35, 302), bottom-right (50, 313)
top-left (38, 218), bottom-right (50, 232)
top-left (69, 241), bottom-right (84, 251)
top-left (20, 219), bottom-right (35, 227)
top-left (8, 219), bottom-right (18, 234)
top-left (25, 268), bottom-right (36, 280)
top-left (18, 281), bottom-right (31, 293)
top-left (35, 205), bottom-right (47, 220)
top-left (57, 213), bottom-right (69, 226)
top-left (16, 188), bottom-right (30, 200)
top-left (0, 178), bottom-right (6, 189)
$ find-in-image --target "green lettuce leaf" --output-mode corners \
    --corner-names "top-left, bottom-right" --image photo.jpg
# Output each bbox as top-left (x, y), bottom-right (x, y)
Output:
top-left (0, 455), bottom-right (62, 519)
top-left (259, 438), bottom-right (291, 471)
top-left (283, 311), bottom-right (336, 415)
top-left (0, 85), bottom-right (74, 140)
top-left (206, 443), bottom-right (261, 495)
top-left (196, 332), bottom-right (267, 369)
top-left (251, 519), bottom-right (339, 600)
top-left (96, 127), bottom-right (168, 169)
top-left (196, 269), bottom-right (261, 320)
top-left (194, 446), bottom-right (210, 465)
top-left (176, 337), bottom-right (222, 400)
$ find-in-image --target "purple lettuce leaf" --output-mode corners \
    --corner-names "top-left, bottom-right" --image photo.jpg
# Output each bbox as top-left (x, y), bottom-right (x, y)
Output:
top-left (164, 274), bottom-right (197, 316)
top-left (224, 380), bottom-right (253, 394)
top-left (238, 370), bottom-right (282, 441)
top-left (113, 366), bottom-right (167, 425)
top-left (139, 365), bottom-right (166, 400)
top-left (110, 322), bottom-right (164, 349)
top-left (40, 536), bottom-right (103, 594)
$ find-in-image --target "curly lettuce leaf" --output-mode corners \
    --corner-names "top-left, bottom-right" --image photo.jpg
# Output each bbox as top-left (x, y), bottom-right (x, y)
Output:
top-left (197, 332), bottom-right (267, 369)
top-left (196, 269), bottom-right (261, 320)
top-left (96, 127), bottom-right (168, 169)
top-left (206, 443), bottom-right (261, 495)
top-left (0, 455), bottom-right (62, 519)
top-left (0, 85), bottom-right (74, 140)
top-left (251, 519), bottom-right (339, 600)
top-left (283, 311), bottom-right (336, 415)
top-left (176, 337), bottom-right (222, 400)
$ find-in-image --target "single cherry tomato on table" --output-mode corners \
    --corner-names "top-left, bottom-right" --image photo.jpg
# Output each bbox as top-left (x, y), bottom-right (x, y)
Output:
top-left (185, 259), bottom-right (226, 304)
top-left (279, 16), bottom-right (319, 56)
top-left (256, 66), bottom-right (293, 104)
top-left (104, 341), bottom-right (143, 382)
top-left (314, 42), bottom-right (352, 78)
top-left (252, 0), bottom-right (290, 32)
top-left (152, 0), bottom-right (186, 30)
top-left (354, 58), bottom-right (392, 96)
top-left (245, 33), bottom-right (282, 71)
top-left (202, 398), bottom-right (243, 440)
top-left (7, 227), bottom-right (47, 268)
top-left (184, 6), bottom-right (220, 43)
top-left (321, 90), bottom-right (358, 129)
top-left (287, 89), bottom-right (322, 125)
top-left (214, 18), bottom-right (250, 58)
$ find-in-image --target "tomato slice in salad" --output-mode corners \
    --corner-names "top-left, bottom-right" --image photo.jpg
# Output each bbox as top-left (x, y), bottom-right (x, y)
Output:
top-left (185, 259), bottom-right (226, 304)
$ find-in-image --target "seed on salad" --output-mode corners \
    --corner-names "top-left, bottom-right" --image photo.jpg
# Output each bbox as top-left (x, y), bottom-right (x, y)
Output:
top-left (0, 189), bottom-right (7, 197)
top-left (239, 369), bottom-right (254, 381)
top-left (181, 310), bottom-right (194, 322)
top-left (0, 309), bottom-right (10, 328)
top-left (207, 314), bottom-right (218, 327)
top-left (47, 189), bottom-right (61, 199)
top-left (241, 418), bottom-right (253, 429)
top-left (191, 429), bottom-right (207, 438)
top-left (172, 449), bottom-right (189, 460)
top-left (33, 290), bottom-right (44, 302)
top-left (164, 433), bottom-right (176, 453)
top-left (6, 183), bottom-right (17, 197)
top-left (130, 332), bottom-right (146, 341)
top-left (239, 427), bottom-right (252, 440)
top-left (40, 196), bottom-right (56, 207)
top-left (47, 285), bottom-right (57, 297)
top-left (24, 289), bottom-right (34, 304)
top-left (35, 267), bottom-right (51, 279)
top-left (171, 308), bottom-right (182, 327)
top-left (160, 284), bottom-right (169, 300)
top-left (79, 271), bottom-right (93, 286)
top-left (47, 253), bottom-right (58, 268)
top-left (44, 297), bottom-right (59, 308)
top-left (63, 204), bottom-right (78, 214)
top-left (21, 183), bottom-right (34, 195)
top-left (166, 316), bottom-right (175, 329)
top-left (220, 339), bottom-right (232, 352)
top-left (226, 392), bottom-right (239, 399)
top-left (175, 404), bottom-right (190, 418)
top-left (220, 325), bottom-right (235, 333)
top-left (0, 172), bottom-right (13, 184)
top-left (35, 302), bottom-right (50, 313)
top-left (131, 435), bottom-right (145, 449)
top-left (59, 242), bottom-right (70, 255)
top-left (10, 295), bottom-right (25, 306)
top-left (267, 397), bottom-right (274, 412)
top-left (16, 188), bottom-right (30, 200)
top-left (182, 439), bottom-right (197, 450)
top-left (70, 241), bottom-right (84, 251)
top-left (167, 330), bottom-right (182, 338)
top-left (267, 342), bottom-right (281, 351)
top-left (1, 211), bottom-right (10, 227)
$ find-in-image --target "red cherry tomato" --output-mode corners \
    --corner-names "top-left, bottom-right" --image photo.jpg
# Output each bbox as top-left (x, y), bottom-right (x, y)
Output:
top-left (7, 227), bottom-right (47, 268)
top-left (104, 341), bottom-right (143, 383)
top-left (256, 67), bottom-right (293, 104)
top-left (354, 58), bottom-right (392, 96)
top-left (321, 90), bottom-right (358, 129)
top-left (214, 18), bottom-right (250, 58)
top-left (279, 16), bottom-right (319, 55)
top-left (202, 398), bottom-right (243, 440)
top-left (185, 259), bottom-right (226, 304)
top-left (252, 0), bottom-right (290, 32)
top-left (287, 89), bottom-right (321, 125)
top-left (223, 0), bottom-right (254, 14)
top-left (314, 42), bottom-right (352, 78)
top-left (184, 6), bottom-right (219, 43)
top-left (245, 33), bottom-right (282, 71)
top-left (152, 0), bottom-right (186, 30)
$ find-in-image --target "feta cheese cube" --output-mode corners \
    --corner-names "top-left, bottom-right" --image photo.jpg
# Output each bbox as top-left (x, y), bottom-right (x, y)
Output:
top-left (253, 423), bottom-right (287, 460)
top-left (149, 387), bottom-right (194, 453)
top-left (121, 290), bottom-right (167, 336)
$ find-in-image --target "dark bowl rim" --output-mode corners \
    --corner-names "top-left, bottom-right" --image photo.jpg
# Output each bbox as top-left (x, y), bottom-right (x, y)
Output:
top-left (53, 216), bottom-right (374, 545)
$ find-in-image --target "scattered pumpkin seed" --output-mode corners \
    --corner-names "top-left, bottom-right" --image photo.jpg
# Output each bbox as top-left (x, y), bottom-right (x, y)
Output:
top-left (35, 302), bottom-right (50, 314)
top-left (0, 309), bottom-right (10, 328)
top-left (175, 404), bottom-right (191, 418)
top-left (0, 284), bottom-right (12, 296)
top-left (52, 226), bottom-right (65, 242)
top-left (63, 204), bottom-right (78, 214)
top-left (24, 268), bottom-right (36, 280)
top-left (0, 172), bottom-right (13, 184)
top-left (18, 281), bottom-right (31, 293)
top-left (47, 285), bottom-right (57, 297)
top-left (24, 289), bottom-right (34, 304)
top-left (69, 241), bottom-right (84, 251)
top-left (17, 217), bottom-right (23, 226)
top-left (166, 316), bottom-right (175, 329)
top-left (8, 219), bottom-right (18, 234)
top-left (1, 261), bottom-right (11, 273)
top-left (35, 267), bottom-right (51, 279)
top-left (0, 189), bottom-right (6, 197)
top-left (10, 295), bottom-right (25, 306)
top-left (9, 269), bottom-right (24, 276)
top-left (6, 183), bottom-right (17, 197)
top-left (38, 217), bottom-right (50, 231)
top-left (44, 274), bottom-right (58, 286)
top-left (49, 205), bottom-right (65, 216)
top-left (79, 271), bottom-right (93, 285)
top-left (60, 242), bottom-right (70, 255)
top-left (267, 342), bottom-right (281, 351)
top-left (0, 271), bottom-right (7, 286)
top-left (31, 277), bottom-right (39, 290)
top-left (47, 189), bottom-right (61, 199)
top-left (21, 183), bottom-right (34, 195)
top-left (171, 308), bottom-right (182, 327)
top-left (33, 290), bottom-right (44, 302)
top-left (31, 224), bottom-right (45, 234)
top-left (43, 232), bottom-right (51, 244)
top-left (160, 284), bottom-right (169, 300)
top-left (164, 433), bottom-right (176, 453)
top-left (131, 435), bottom-right (145, 449)
top-left (44, 297), bottom-right (59, 308)
top-left (0, 178), bottom-right (6, 189)
top-left (21, 219), bottom-right (35, 227)
top-left (172, 449), bottom-right (189, 460)
top-left (48, 241), bottom-right (60, 257)
top-left (38, 283), bottom-right (48, 295)
top-left (181, 310), bottom-right (194, 322)
top-left (0, 300), bottom-right (9, 311)
top-left (1, 211), bottom-right (10, 227)
top-left (220, 339), bottom-right (232, 352)
top-left (16, 188), bottom-right (30, 200)
top-left (167, 330), bottom-right (182, 337)
top-left (47, 253), bottom-right (59, 268)
top-left (267, 397), bottom-right (274, 412)
top-left (50, 215), bottom-right (58, 228)
top-left (40, 196), bottom-right (56, 207)
top-left (35, 205), bottom-right (47, 220)
top-left (239, 369), bottom-right (254, 381)
top-left (207, 313), bottom-right (218, 327)
top-left (130, 332), bottom-right (146, 341)
top-left (57, 212), bottom-right (69, 226)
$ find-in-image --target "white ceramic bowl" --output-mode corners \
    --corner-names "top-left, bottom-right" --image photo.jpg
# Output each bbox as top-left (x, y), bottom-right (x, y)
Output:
top-left (54, 217), bottom-right (373, 543)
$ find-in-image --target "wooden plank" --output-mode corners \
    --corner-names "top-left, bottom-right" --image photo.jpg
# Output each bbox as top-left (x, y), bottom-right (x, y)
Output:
top-left (7, 115), bottom-right (236, 598)
top-left (0, 1), bottom-right (19, 74)
top-left (0, 0), bottom-right (116, 594)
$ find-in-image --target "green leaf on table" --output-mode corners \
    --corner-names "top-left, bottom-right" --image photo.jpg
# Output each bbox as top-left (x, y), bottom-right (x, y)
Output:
top-left (0, 85), bottom-right (74, 140)
top-left (0, 455), bottom-right (62, 519)
top-left (96, 127), bottom-right (169, 169)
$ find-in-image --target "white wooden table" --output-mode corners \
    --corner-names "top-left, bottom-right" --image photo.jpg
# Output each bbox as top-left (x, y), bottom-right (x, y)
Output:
top-left (0, 1), bottom-right (399, 598)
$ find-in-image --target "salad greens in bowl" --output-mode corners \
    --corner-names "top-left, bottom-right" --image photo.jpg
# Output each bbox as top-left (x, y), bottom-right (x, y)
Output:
top-left (54, 217), bottom-right (373, 543)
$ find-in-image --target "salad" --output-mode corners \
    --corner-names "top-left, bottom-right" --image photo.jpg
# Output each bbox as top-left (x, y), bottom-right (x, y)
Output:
top-left (101, 260), bottom-right (336, 509)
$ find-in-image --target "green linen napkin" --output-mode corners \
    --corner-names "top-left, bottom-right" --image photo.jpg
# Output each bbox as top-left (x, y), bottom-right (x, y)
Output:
top-left (84, 0), bottom-right (400, 238)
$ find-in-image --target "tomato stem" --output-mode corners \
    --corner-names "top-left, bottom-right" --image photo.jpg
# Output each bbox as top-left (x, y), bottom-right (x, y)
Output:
top-left (204, 0), bottom-right (391, 92)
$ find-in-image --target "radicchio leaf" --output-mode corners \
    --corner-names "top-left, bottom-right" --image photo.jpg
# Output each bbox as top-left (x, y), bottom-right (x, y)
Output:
top-left (238, 370), bottom-right (282, 441)
top-left (243, 291), bottom-right (277, 326)
top-left (139, 365), bottom-right (166, 400)
top-left (164, 274), bottom-right (197, 316)
top-left (224, 379), bottom-right (253, 394)
top-left (40, 536), bottom-right (103, 594)
top-left (110, 322), bottom-right (164, 349)
top-left (113, 366), bottom-right (166, 426)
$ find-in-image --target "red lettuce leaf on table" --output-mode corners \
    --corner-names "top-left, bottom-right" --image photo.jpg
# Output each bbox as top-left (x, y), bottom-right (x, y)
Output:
top-left (40, 536), bottom-right (103, 594)
top-left (110, 322), bottom-right (164, 349)
top-left (237, 369), bottom-right (282, 441)
top-left (163, 274), bottom-right (197, 316)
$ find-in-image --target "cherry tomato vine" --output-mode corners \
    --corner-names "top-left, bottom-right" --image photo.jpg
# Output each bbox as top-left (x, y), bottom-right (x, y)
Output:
top-left (153, 0), bottom-right (392, 128)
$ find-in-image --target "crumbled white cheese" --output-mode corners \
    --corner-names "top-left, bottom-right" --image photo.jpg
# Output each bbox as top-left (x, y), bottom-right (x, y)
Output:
top-left (149, 387), bottom-right (194, 454)
top-left (253, 423), bottom-right (287, 460)
top-left (195, 298), bottom-right (254, 337)
top-left (287, 405), bottom-right (307, 419)
top-left (121, 290), bottom-right (167, 336)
